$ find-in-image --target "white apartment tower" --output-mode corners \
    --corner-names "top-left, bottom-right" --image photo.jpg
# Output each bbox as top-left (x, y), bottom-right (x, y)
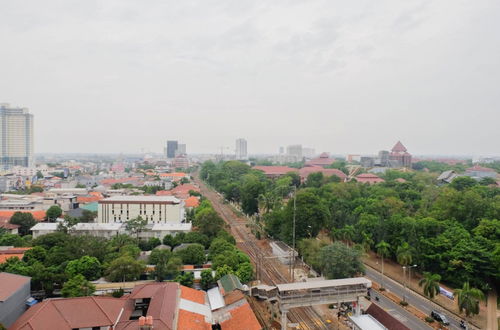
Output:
top-left (0, 104), bottom-right (34, 169)
top-left (235, 138), bottom-right (248, 160)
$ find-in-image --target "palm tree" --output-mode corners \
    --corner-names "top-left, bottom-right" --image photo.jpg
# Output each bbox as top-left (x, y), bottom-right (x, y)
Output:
top-left (418, 272), bottom-right (441, 299)
top-left (455, 282), bottom-right (485, 317)
top-left (376, 240), bottom-right (391, 289)
top-left (339, 225), bottom-right (355, 246)
top-left (396, 242), bottom-right (413, 266)
top-left (361, 232), bottom-right (374, 253)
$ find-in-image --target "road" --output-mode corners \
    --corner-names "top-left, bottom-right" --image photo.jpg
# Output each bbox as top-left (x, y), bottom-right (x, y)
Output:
top-left (365, 266), bottom-right (470, 330)
top-left (370, 290), bottom-right (431, 330)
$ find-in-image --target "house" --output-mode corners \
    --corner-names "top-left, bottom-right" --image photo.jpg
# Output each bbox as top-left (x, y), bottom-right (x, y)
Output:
top-left (0, 272), bottom-right (32, 327)
top-left (253, 166), bottom-right (298, 179)
top-left (305, 152), bottom-right (336, 167)
top-left (0, 247), bottom-right (31, 264)
top-left (0, 218), bottom-right (19, 234)
top-left (389, 141), bottom-right (412, 168)
top-left (298, 166), bottom-right (347, 182)
top-left (356, 173), bottom-right (385, 184)
top-left (465, 165), bottom-right (497, 179)
top-left (11, 282), bottom-right (260, 330)
top-left (437, 170), bottom-right (459, 184)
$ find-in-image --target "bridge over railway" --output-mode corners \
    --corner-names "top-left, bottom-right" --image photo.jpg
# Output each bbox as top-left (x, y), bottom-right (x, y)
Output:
top-left (252, 277), bottom-right (372, 329)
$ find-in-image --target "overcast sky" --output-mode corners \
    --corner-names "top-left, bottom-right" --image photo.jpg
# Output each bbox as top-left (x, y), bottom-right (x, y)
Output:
top-left (1, 0), bottom-right (499, 156)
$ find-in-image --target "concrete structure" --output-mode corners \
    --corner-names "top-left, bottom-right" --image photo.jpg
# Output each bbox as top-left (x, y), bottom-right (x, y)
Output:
top-left (176, 143), bottom-right (187, 156)
top-left (0, 104), bottom-right (34, 170)
top-left (166, 140), bottom-right (178, 159)
top-left (389, 141), bottom-right (412, 168)
top-left (465, 165), bottom-right (497, 179)
top-left (286, 144), bottom-right (302, 159)
top-left (98, 195), bottom-right (185, 224)
top-left (302, 147), bottom-right (315, 159)
top-left (0, 272), bottom-right (32, 327)
top-left (235, 138), bottom-right (248, 160)
top-left (253, 278), bottom-right (371, 330)
top-left (437, 170), bottom-right (459, 184)
top-left (349, 314), bottom-right (387, 330)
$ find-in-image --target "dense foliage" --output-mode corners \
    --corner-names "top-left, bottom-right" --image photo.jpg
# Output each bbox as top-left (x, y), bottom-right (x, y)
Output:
top-left (201, 161), bottom-right (500, 292)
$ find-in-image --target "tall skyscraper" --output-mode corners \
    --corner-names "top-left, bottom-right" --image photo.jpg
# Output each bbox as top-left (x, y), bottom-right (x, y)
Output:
top-left (235, 138), bottom-right (247, 160)
top-left (0, 104), bottom-right (34, 169)
top-left (166, 140), bottom-right (178, 159)
top-left (286, 144), bottom-right (302, 159)
top-left (176, 144), bottom-right (187, 156)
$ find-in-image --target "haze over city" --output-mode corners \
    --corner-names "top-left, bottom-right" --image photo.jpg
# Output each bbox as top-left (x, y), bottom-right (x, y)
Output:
top-left (1, 0), bottom-right (499, 155)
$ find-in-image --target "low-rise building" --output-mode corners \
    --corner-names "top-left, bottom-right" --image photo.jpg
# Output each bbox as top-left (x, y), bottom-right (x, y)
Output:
top-left (465, 165), bottom-right (497, 179)
top-left (356, 173), bottom-right (385, 184)
top-left (0, 272), bottom-right (32, 327)
top-left (97, 195), bottom-right (185, 224)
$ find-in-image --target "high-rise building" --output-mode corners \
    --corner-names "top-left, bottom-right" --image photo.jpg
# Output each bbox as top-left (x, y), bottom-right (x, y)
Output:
top-left (176, 143), bottom-right (187, 156)
top-left (166, 140), bottom-right (178, 159)
top-left (302, 147), bottom-right (316, 159)
top-left (235, 138), bottom-right (247, 160)
top-left (286, 144), bottom-right (302, 159)
top-left (0, 104), bottom-right (34, 169)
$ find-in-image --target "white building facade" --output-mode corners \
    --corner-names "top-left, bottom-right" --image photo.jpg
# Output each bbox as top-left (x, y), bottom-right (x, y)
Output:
top-left (0, 104), bottom-right (34, 169)
top-left (97, 195), bottom-right (185, 224)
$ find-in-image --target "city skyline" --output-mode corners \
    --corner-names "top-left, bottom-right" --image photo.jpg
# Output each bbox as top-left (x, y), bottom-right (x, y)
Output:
top-left (2, 1), bottom-right (499, 156)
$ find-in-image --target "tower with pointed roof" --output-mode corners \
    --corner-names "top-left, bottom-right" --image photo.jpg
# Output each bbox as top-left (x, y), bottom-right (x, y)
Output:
top-left (389, 141), bottom-right (412, 167)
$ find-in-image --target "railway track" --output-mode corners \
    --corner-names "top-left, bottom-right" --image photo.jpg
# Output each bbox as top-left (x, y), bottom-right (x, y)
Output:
top-left (194, 174), bottom-right (332, 329)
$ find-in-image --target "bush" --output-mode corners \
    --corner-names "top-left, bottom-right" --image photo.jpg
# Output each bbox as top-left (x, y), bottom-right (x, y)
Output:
top-left (399, 300), bottom-right (409, 306)
top-left (111, 288), bottom-right (124, 298)
top-left (379, 287), bottom-right (386, 291)
top-left (425, 316), bottom-right (435, 323)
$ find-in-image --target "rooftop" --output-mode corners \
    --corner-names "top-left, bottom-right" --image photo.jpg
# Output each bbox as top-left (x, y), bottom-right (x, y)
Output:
top-left (0, 272), bottom-right (31, 301)
top-left (276, 277), bottom-right (371, 292)
top-left (100, 195), bottom-right (180, 203)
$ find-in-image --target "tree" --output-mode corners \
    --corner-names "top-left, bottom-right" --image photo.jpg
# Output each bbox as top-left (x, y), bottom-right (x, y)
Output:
top-left (125, 216), bottom-right (148, 238)
top-left (236, 262), bottom-right (253, 283)
top-left (174, 243), bottom-right (205, 265)
top-left (194, 208), bottom-right (224, 238)
top-left (22, 246), bottom-right (47, 263)
top-left (450, 176), bottom-right (477, 191)
top-left (418, 272), bottom-right (441, 299)
top-left (176, 272), bottom-right (194, 287)
top-left (215, 265), bottom-right (234, 280)
top-left (455, 282), bottom-right (485, 317)
top-left (46, 205), bottom-right (63, 221)
top-left (9, 212), bottom-right (37, 236)
top-left (376, 241), bottom-right (391, 288)
top-left (149, 248), bottom-right (172, 265)
top-left (152, 249), bottom-right (170, 282)
top-left (396, 242), bottom-right (413, 266)
top-left (318, 242), bottom-right (364, 279)
top-left (80, 210), bottom-right (97, 222)
top-left (338, 225), bottom-right (355, 246)
top-left (105, 256), bottom-right (145, 282)
top-left (165, 257), bottom-right (182, 279)
top-left (65, 256), bottom-right (102, 281)
top-left (36, 171), bottom-right (44, 179)
top-left (201, 269), bottom-right (215, 290)
top-left (61, 274), bottom-right (95, 297)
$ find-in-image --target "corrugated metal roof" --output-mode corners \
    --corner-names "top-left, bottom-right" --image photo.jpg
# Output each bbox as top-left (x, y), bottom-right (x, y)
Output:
top-left (276, 277), bottom-right (371, 292)
top-left (207, 287), bottom-right (225, 311)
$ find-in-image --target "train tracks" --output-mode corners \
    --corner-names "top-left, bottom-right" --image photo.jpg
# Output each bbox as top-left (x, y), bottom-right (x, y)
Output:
top-left (194, 175), bottom-right (332, 329)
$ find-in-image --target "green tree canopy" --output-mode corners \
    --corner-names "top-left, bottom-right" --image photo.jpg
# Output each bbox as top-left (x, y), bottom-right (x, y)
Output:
top-left (61, 274), bottom-right (95, 297)
top-left (318, 242), bottom-right (365, 279)
top-left (10, 212), bottom-right (37, 236)
top-left (65, 256), bottom-right (102, 281)
top-left (105, 255), bottom-right (145, 282)
top-left (46, 205), bottom-right (63, 221)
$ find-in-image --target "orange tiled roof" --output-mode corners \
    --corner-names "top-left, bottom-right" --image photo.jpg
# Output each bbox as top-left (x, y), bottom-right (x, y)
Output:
top-left (180, 286), bottom-right (205, 304)
top-left (220, 302), bottom-right (261, 330)
top-left (177, 309), bottom-right (211, 330)
top-left (0, 254), bottom-right (24, 263)
top-left (156, 190), bottom-right (173, 196)
top-left (77, 195), bottom-right (103, 203)
top-left (159, 172), bottom-right (186, 178)
top-left (184, 196), bottom-right (200, 208)
top-left (0, 210), bottom-right (46, 221)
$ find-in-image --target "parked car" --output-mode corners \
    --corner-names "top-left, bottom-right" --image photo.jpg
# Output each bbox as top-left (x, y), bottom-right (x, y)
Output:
top-left (431, 310), bottom-right (450, 325)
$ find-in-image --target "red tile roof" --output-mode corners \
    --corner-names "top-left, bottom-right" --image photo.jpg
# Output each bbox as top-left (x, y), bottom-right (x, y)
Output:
top-left (180, 285), bottom-right (205, 304)
top-left (177, 309), bottom-right (212, 330)
top-left (0, 272), bottom-right (31, 301)
top-left (299, 166), bottom-right (347, 181)
top-left (10, 296), bottom-right (125, 329)
top-left (0, 218), bottom-right (20, 230)
top-left (220, 302), bottom-right (262, 330)
top-left (466, 165), bottom-right (496, 173)
top-left (172, 184), bottom-right (200, 194)
top-left (184, 196), bottom-right (200, 208)
top-left (100, 177), bottom-right (141, 185)
top-left (0, 210), bottom-right (46, 221)
top-left (391, 141), bottom-right (407, 153)
top-left (156, 190), bottom-right (173, 196)
top-left (356, 173), bottom-right (385, 184)
top-left (253, 166), bottom-right (298, 176)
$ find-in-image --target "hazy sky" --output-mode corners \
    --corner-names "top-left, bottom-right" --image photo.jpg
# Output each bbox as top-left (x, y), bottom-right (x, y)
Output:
top-left (1, 0), bottom-right (499, 156)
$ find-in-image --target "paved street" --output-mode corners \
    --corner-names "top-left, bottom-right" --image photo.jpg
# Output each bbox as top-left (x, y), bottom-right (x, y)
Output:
top-left (365, 266), bottom-right (469, 330)
top-left (370, 290), bottom-right (431, 330)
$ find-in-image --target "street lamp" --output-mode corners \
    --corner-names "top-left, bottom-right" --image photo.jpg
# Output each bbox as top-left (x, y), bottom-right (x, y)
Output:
top-left (402, 264), bottom-right (417, 302)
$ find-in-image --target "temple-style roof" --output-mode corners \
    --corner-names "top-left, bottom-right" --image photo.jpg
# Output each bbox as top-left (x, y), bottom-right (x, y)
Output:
top-left (391, 141), bottom-right (407, 153)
